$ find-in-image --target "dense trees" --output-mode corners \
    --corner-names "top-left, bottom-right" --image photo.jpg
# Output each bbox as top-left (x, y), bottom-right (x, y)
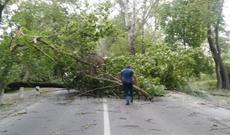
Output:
top-left (116, 0), bottom-right (160, 55)
top-left (0, 0), bottom-right (10, 22)
top-left (0, 0), bottom-right (114, 101)
top-left (0, 0), bottom-right (230, 102)
top-left (160, 0), bottom-right (230, 89)
top-left (0, 0), bottom-right (13, 104)
top-left (207, 0), bottom-right (229, 89)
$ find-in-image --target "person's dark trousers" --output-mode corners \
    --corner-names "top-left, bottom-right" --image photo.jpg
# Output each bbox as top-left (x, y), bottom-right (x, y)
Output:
top-left (122, 82), bottom-right (133, 105)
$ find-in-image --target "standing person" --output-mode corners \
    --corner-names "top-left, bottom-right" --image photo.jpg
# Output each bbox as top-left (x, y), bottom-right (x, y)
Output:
top-left (120, 66), bottom-right (136, 105)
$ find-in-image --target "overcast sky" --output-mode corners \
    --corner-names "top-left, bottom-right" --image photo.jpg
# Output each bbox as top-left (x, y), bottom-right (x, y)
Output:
top-left (1, 0), bottom-right (230, 34)
top-left (223, 0), bottom-right (230, 31)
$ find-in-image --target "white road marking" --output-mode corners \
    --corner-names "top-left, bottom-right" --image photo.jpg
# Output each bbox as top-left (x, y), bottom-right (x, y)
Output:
top-left (103, 98), bottom-right (111, 135)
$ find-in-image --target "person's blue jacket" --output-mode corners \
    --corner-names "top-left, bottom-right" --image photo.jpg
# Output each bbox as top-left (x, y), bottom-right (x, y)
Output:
top-left (121, 67), bottom-right (134, 83)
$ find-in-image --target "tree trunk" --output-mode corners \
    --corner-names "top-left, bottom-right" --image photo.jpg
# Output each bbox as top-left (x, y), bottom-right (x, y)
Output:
top-left (128, 26), bottom-right (136, 55)
top-left (23, 70), bottom-right (30, 82)
top-left (0, 0), bottom-right (10, 23)
top-left (141, 23), bottom-right (145, 54)
top-left (119, 0), bottom-right (159, 55)
top-left (117, 0), bottom-right (126, 30)
top-left (207, 28), bottom-right (230, 89)
top-left (207, 0), bottom-right (230, 89)
top-left (141, 0), bottom-right (147, 54)
top-left (127, 0), bottom-right (136, 55)
top-left (0, 5), bottom-right (4, 22)
top-left (0, 66), bottom-right (10, 104)
top-left (0, 0), bottom-right (11, 105)
top-left (0, 84), bottom-right (4, 105)
top-left (119, 0), bottom-right (136, 55)
top-left (7, 82), bottom-right (66, 90)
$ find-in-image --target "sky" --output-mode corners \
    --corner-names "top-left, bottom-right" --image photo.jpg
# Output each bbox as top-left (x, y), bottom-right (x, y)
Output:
top-left (223, 0), bottom-right (230, 31)
top-left (1, 0), bottom-right (230, 35)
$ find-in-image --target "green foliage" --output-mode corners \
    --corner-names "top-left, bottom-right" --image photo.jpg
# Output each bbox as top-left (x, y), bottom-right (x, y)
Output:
top-left (0, 0), bottom-right (114, 88)
top-left (189, 80), bottom-right (217, 91)
top-left (97, 19), bottom-right (129, 56)
top-left (0, 37), bottom-right (17, 93)
top-left (138, 76), bottom-right (166, 96)
top-left (159, 0), bottom-right (212, 47)
top-left (0, 0), bottom-right (222, 97)
top-left (225, 62), bottom-right (230, 79)
top-left (97, 17), bottom-right (156, 57)
top-left (0, 38), bottom-right (12, 82)
top-left (105, 45), bottom-right (213, 95)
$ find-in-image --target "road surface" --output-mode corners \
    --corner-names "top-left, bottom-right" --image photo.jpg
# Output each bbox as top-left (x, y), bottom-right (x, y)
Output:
top-left (0, 89), bottom-right (230, 135)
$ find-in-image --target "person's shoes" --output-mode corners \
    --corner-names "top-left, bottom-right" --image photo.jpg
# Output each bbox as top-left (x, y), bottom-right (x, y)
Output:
top-left (125, 102), bottom-right (130, 105)
top-left (130, 99), bottom-right (133, 103)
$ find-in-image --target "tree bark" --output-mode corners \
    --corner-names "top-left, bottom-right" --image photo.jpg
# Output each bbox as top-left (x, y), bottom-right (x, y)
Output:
top-left (0, 5), bottom-right (4, 22)
top-left (119, 0), bottom-right (136, 55)
top-left (118, 0), bottom-right (159, 55)
top-left (141, 0), bottom-right (147, 54)
top-left (207, 28), bottom-right (230, 89)
top-left (0, 0), bottom-right (10, 23)
top-left (7, 82), bottom-right (66, 90)
top-left (127, 0), bottom-right (136, 55)
top-left (22, 67), bottom-right (30, 82)
top-left (207, 0), bottom-right (230, 89)
top-left (0, 0), bottom-right (11, 102)
top-left (0, 83), bottom-right (4, 105)
top-left (0, 63), bottom-right (11, 104)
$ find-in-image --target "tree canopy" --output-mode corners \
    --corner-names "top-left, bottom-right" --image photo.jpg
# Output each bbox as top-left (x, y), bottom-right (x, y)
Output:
top-left (0, 0), bottom-right (230, 101)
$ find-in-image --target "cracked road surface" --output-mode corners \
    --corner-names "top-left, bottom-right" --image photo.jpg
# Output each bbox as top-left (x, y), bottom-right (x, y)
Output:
top-left (0, 90), bottom-right (230, 135)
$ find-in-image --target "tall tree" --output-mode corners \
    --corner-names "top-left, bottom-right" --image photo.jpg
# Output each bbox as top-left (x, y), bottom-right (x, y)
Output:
top-left (0, 0), bottom-right (10, 22)
top-left (0, 0), bottom-right (11, 104)
top-left (6, 0), bottom-right (113, 89)
top-left (207, 0), bottom-right (229, 89)
top-left (140, 0), bottom-right (160, 54)
top-left (117, 0), bottom-right (136, 55)
top-left (160, 0), bottom-right (230, 89)
top-left (160, 0), bottom-right (208, 47)
top-left (117, 0), bottom-right (159, 55)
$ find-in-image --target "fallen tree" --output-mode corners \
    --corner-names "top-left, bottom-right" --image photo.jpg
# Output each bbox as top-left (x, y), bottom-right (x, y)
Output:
top-left (7, 82), bottom-right (65, 90)
top-left (85, 74), bottom-right (153, 101)
top-left (6, 75), bottom-right (154, 101)
top-left (32, 39), bottom-right (154, 100)
top-left (1, 2), bottom-right (155, 103)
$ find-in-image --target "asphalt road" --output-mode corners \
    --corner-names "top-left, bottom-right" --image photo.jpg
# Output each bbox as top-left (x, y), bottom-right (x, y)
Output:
top-left (0, 90), bottom-right (230, 135)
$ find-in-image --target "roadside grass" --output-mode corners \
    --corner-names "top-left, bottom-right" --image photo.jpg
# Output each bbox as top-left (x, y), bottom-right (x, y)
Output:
top-left (187, 80), bottom-right (230, 107)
